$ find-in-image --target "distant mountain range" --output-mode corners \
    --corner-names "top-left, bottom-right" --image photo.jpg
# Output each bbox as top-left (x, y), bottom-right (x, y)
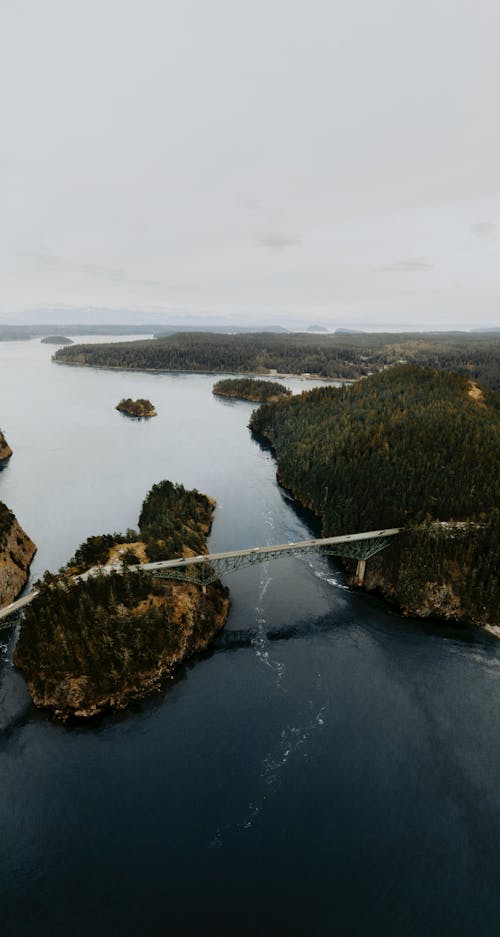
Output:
top-left (0, 308), bottom-right (497, 334)
top-left (0, 308), bottom-right (288, 332)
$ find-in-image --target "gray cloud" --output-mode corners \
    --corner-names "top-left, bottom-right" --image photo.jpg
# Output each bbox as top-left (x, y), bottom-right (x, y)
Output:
top-left (12, 246), bottom-right (127, 281)
top-left (0, 156), bottom-right (18, 172)
top-left (375, 259), bottom-right (435, 273)
top-left (472, 222), bottom-right (497, 240)
top-left (258, 231), bottom-right (302, 251)
top-left (0, 0), bottom-right (499, 328)
top-left (9, 245), bottom-right (197, 291)
top-left (11, 247), bottom-right (135, 283)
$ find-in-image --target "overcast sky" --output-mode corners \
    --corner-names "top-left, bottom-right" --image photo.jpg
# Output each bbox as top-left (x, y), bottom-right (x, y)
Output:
top-left (1, 0), bottom-right (499, 329)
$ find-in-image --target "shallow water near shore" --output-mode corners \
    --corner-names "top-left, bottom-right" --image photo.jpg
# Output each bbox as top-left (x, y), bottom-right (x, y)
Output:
top-left (1, 339), bottom-right (499, 936)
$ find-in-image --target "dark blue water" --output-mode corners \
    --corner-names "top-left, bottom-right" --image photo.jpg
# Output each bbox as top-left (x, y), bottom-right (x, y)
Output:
top-left (1, 340), bottom-right (499, 936)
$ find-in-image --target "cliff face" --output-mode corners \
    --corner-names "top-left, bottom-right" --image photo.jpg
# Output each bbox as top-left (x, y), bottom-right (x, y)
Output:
top-left (354, 557), bottom-right (469, 623)
top-left (348, 523), bottom-right (500, 630)
top-left (0, 502), bottom-right (36, 605)
top-left (0, 430), bottom-right (12, 463)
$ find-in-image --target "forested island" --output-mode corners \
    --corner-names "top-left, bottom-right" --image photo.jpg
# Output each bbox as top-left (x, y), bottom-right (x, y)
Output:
top-left (249, 366), bottom-right (500, 630)
top-left (53, 331), bottom-right (500, 389)
top-left (40, 335), bottom-right (73, 345)
top-left (116, 398), bottom-right (157, 417)
top-left (213, 377), bottom-right (292, 402)
top-left (0, 501), bottom-right (36, 606)
top-left (0, 428), bottom-right (12, 463)
top-left (14, 481), bottom-right (230, 719)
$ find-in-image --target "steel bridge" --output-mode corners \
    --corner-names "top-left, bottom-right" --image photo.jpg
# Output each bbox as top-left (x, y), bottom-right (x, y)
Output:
top-left (0, 528), bottom-right (400, 627)
top-left (141, 528), bottom-right (400, 585)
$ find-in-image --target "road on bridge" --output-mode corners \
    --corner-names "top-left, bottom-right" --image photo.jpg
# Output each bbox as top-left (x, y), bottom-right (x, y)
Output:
top-left (0, 528), bottom-right (400, 625)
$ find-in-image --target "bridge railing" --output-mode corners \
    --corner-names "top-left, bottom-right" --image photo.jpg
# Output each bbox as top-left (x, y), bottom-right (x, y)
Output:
top-left (0, 528), bottom-right (401, 623)
top-left (148, 531), bottom-right (400, 586)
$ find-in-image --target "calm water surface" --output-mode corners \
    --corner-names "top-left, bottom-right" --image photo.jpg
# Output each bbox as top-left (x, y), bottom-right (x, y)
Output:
top-left (1, 339), bottom-right (499, 936)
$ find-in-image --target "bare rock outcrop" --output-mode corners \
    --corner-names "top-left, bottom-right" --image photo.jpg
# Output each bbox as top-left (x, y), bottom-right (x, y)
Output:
top-left (0, 430), bottom-right (12, 464)
top-left (0, 502), bottom-right (36, 605)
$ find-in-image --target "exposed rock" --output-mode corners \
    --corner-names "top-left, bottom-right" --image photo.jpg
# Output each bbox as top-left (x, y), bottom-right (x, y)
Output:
top-left (356, 563), bottom-right (466, 622)
top-left (0, 502), bottom-right (36, 605)
top-left (347, 523), bottom-right (499, 630)
top-left (467, 380), bottom-right (486, 406)
top-left (0, 430), bottom-right (12, 463)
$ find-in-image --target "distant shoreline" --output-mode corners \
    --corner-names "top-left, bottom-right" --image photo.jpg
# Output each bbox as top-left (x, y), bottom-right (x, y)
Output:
top-left (52, 358), bottom-right (353, 383)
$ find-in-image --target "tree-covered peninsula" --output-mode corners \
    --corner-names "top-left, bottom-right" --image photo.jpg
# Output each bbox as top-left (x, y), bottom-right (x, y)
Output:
top-left (0, 428), bottom-right (12, 463)
top-left (0, 501), bottom-right (36, 605)
top-left (249, 366), bottom-right (500, 629)
top-left (116, 397), bottom-right (157, 417)
top-left (54, 330), bottom-right (500, 389)
top-left (213, 377), bottom-right (292, 402)
top-left (14, 481), bottom-right (230, 719)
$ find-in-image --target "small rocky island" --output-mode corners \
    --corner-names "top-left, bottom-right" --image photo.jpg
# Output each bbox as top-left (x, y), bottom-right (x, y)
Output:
top-left (41, 335), bottom-right (73, 345)
top-left (213, 378), bottom-right (292, 403)
top-left (0, 501), bottom-right (36, 605)
top-left (14, 481), bottom-right (230, 720)
top-left (116, 397), bottom-right (157, 417)
top-left (0, 428), bottom-right (12, 464)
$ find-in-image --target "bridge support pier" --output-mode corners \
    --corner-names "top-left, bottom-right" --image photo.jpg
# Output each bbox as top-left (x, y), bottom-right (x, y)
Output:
top-left (355, 558), bottom-right (366, 585)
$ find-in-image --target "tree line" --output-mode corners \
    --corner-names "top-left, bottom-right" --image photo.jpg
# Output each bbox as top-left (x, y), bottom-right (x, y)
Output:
top-left (249, 365), bottom-right (500, 626)
top-left (14, 480), bottom-right (227, 715)
top-left (54, 331), bottom-right (500, 389)
top-left (213, 378), bottom-right (291, 401)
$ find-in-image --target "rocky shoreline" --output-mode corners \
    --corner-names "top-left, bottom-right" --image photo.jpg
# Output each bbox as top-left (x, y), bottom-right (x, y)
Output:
top-left (249, 367), bottom-right (499, 633)
top-left (15, 578), bottom-right (230, 719)
top-left (54, 357), bottom-right (343, 382)
top-left (267, 455), bottom-right (498, 632)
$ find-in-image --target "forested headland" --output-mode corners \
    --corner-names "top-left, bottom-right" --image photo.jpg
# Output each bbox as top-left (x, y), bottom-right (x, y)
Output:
top-left (54, 331), bottom-right (500, 389)
top-left (14, 481), bottom-right (230, 719)
top-left (249, 366), bottom-right (500, 628)
top-left (213, 377), bottom-right (291, 402)
top-left (54, 332), bottom-right (500, 388)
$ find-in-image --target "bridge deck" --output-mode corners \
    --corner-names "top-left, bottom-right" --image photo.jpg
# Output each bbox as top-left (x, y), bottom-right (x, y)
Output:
top-left (140, 528), bottom-right (400, 571)
top-left (0, 528), bottom-right (400, 624)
